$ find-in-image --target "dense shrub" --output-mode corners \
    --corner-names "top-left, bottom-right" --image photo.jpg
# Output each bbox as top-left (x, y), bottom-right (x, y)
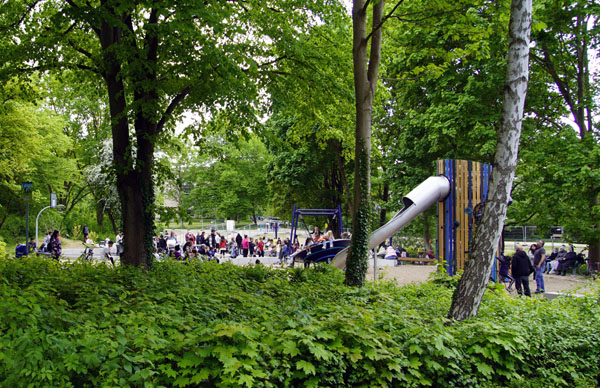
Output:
top-left (0, 257), bottom-right (598, 387)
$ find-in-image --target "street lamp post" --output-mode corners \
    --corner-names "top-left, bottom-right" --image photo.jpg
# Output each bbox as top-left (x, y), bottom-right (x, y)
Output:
top-left (35, 193), bottom-right (64, 249)
top-left (21, 182), bottom-right (33, 255)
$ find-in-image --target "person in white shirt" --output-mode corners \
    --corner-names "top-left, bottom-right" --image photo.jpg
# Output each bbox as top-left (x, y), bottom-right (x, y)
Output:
top-left (385, 245), bottom-right (397, 260)
top-left (115, 232), bottom-right (124, 258)
top-left (102, 241), bottom-right (115, 266)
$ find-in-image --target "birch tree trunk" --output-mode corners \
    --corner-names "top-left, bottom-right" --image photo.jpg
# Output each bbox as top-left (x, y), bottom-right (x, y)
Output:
top-left (345, 0), bottom-right (385, 287)
top-left (447, 0), bottom-right (532, 321)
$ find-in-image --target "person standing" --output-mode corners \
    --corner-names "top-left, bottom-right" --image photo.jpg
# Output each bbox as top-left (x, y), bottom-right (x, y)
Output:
top-left (82, 224), bottom-right (90, 242)
top-left (528, 243), bottom-right (537, 280)
top-left (115, 232), bottom-right (124, 258)
top-left (198, 231), bottom-right (206, 246)
top-left (27, 237), bottom-right (37, 254)
top-left (511, 246), bottom-right (533, 297)
top-left (219, 237), bottom-right (227, 257)
top-left (241, 235), bottom-right (249, 257)
top-left (236, 233), bottom-right (243, 250)
top-left (43, 232), bottom-right (51, 252)
top-left (257, 237), bottom-right (265, 257)
top-left (533, 240), bottom-right (546, 294)
top-left (249, 237), bottom-right (255, 257)
top-left (47, 230), bottom-right (62, 260)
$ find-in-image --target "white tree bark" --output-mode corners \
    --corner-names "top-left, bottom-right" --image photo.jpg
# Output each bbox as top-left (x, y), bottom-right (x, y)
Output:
top-left (448, 0), bottom-right (532, 321)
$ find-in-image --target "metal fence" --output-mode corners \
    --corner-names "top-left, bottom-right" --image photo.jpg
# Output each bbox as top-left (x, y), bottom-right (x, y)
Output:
top-left (503, 226), bottom-right (564, 242)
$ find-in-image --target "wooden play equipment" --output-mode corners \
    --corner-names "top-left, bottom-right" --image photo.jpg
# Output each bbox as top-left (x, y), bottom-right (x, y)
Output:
top-left (437, 159), bottom-right (493, 276)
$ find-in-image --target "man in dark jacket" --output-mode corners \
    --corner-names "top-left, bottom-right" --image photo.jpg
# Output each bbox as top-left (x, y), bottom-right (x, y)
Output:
top-left (511, 245), bottom-right (534, 297)
top-left (235, 233), bottom-right (243, 250)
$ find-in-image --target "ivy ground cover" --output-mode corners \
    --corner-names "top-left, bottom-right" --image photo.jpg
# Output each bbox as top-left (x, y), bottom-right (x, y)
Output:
top-left (0, 257), bottom-right (599, 387)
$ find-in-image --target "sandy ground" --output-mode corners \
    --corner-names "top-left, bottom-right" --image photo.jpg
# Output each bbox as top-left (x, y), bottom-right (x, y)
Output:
top-left (366, 264), bottom-right (599, 295)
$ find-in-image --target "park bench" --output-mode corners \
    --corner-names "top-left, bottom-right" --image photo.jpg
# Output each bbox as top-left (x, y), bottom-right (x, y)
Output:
top-left (396, 257), bottom-right (437, 265)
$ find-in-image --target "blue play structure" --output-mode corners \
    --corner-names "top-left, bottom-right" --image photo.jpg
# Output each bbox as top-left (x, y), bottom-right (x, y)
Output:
top-left (289, 205), bottom-right (349, 265)
top-left (436, 159), bottom-right (499, 279)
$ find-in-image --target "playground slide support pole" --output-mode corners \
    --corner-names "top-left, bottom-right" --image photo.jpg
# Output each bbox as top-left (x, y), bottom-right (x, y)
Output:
top-left (337, 204), bottom-right (344, 236)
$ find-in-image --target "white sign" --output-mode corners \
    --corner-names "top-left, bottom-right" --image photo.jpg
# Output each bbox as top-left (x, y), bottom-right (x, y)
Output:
top-left (226, 220), bottom-right (235, 232)
top-left (51, 193), bottom-right (57, 208)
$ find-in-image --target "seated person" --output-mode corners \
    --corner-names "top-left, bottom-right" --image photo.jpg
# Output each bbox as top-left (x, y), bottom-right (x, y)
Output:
top-left (183, 238), bottom-right (194, 258)
top-left (549, 246), bottom-right (567, 274)
top-left (556, 247), bottom-right (577, 275)
top-left (172, 245), bottom-right (182, 260)
top-left (189, 248), bottom-right (199, 260)
top-left (544, 248), bottom-right (559, 273)
top-left (318, 231), bottom-right (334, 248)
top-left (385, 245), bottom-right (397, 260)
top-left (153, 247), bottom-right (162, 262)
top-left (304, 237), bottom-right (314, 252)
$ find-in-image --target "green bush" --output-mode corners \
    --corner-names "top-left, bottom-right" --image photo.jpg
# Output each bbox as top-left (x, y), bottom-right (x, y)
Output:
top-left (576, 263), bottom-right (590, 276)
top-left (0, 256), bottom-right (598, 387)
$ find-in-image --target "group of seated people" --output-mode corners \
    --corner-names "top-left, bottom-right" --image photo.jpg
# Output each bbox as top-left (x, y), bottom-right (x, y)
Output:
top-left (543, 245), bottom-right (585, 275)
top-left (376, 244), bottom-right (435, 264)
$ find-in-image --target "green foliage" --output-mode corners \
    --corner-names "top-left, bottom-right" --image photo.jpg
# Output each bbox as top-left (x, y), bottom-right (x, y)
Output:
top-left (183, 134), bottom-right (271, 221)
top-left (1, 257), bottom-right (598, 387)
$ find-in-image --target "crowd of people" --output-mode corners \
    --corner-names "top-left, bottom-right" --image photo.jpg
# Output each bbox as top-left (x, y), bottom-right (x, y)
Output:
top-left (153, 229), bottom-right (303, 264)
top-left (498, 241), bottom-right (587, 297)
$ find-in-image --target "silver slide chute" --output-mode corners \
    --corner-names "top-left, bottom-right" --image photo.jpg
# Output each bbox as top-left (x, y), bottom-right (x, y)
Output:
top-left (332, 175), bottom-right (451, 269)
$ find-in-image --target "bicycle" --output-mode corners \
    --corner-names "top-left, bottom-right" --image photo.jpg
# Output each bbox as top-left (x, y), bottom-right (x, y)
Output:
top-left (78, 242), bottom-right (96, 262)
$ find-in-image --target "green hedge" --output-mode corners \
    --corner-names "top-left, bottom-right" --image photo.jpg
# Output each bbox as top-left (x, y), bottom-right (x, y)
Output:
top-left (0, 257), bottom-right (599, 387)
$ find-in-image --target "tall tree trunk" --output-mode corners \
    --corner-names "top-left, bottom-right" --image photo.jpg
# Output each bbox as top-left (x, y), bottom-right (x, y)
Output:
top-left (0, 196), bottom-right (13, 230)
top-left (332, 140), bottom-right (354, 215)
top-left (591, 195), bottom-right (600, 263)
top-left (345, 0), bottom-right (384, 287)
top-left (448, 0), bottom-right (532, 321)
top-left (96, 201), bottom-right (104, 227)
top-left (106, 208), bottom-right (118, 235)
top-left (101, 20), bottom-right (153, 269)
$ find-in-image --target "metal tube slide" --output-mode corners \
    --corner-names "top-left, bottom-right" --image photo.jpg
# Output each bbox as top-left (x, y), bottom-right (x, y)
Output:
top-left (332, 175), bottom-right (451, 269)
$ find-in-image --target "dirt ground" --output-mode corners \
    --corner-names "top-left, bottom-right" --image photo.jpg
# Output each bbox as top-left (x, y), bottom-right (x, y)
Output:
top-left (367, 264), bottom-right (599, 295)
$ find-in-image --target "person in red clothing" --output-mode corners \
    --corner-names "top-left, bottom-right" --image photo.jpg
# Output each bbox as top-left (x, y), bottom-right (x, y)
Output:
top-left (257, 237), bottom-right (265, 257)
top-left (219, 237), bottom-right (227, 257)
